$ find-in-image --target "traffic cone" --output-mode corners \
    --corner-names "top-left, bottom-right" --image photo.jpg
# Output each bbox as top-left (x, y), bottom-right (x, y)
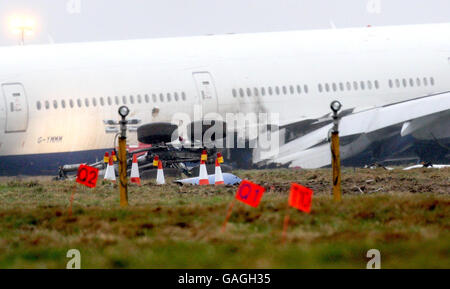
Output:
top-left (199, 160), bottom-right (209, 185)
top-left (214, 159), bottom-right (224, 185)
top-left (104, 157), bottom-right (116, 182)
top-left (130, 154), bottom-right (141, 186)
top-left (103, 152), bottom-right (110, 164)
top-left (153, 155), bottom-right (159, 167)
top-left (156, 160), bottom-right (165, 185)
top-left (217, 152), bottom-right (224, 164)
top-left (201, 150), bottom-right (207, 161)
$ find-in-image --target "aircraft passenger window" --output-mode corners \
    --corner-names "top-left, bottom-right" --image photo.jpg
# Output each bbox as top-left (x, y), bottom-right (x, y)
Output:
top-left (423, 78), bottom-right (428, 86)
top-left (136, 95), bottom-right (142, 103)
top-left (332, 83), bottom-right (337, 92)
top-left (144, 94), bottom-right (149, 103)
top-left (107, 97), bottom-right (112, 106)
top-left (181, 92), bottom-right (186, 101)
top-left (232, 89), bottom-right (237, 97)
top-left (389, 80), bottom-right (393, 88)
top-left (261, 87), bottom-right (266, 96)
top-left (402, 79), bottom-right (407, 87)
top-left (45, 100), bottom-right (50, 109)
top-left (375, 80), bottom-right (380, 89)
top-left (152, 94), bottom-right (157, 102)
top-left (36, 101), bottom-right (41, 110)
top-left (92, 98), bottom-right (97, 107)
top-left (360, 81), bottom-right (365, 90)
top-left (339, 83), bottom-right (344, 91)
top-left (353, 81), bottom-right (358, 90)
top-left (115, 96), bottom-right (119, 105)
top-left (296, 85), bottom-right (301, 94)
top-left (289, 86), bottom-right (294, 94)
top-left (304, 85), bottom-right (308, 94)
top-left (409, 79), bottom-right (414, 87)
top-left (61, 100), bottom-right (66, 108)
top-left (318, 84), bottom-right (323, 93)
top-left (174, 92), bottom-right (179, 101)
top-left (367, 81), bottom-right (372, 90)
top-left (159, 93), bottom-right (164, 102)
top-left (254, 88), bottom-right (259, 97)
top-left (100, 97), bottom-right (105, 106)
top-left (268, 87), bottom-right (273, 95)
top-left (85, 98), bottom-right (90, 107)
top-left (239, 88), bottom-right (244, 97)
top-left (122, 96), bottom-right (127, 104)
top-left (53, 100), bottom-right (58, 109)
top-left (430, 77), bottom-right (435, 85)
top-left (246, 88), bottom-right (252, 97)
top-left (325, 83), bottom-right (330, 92)
top-left (130, 95), bottom-right (135, 104)
top-left (275, 86), bottom-right (280, 95)
top-left (77, 99), bottom-right (82, 107)
top-left (167, 93), bottom-right (172, 102)
top-left (395, 79), bottom-right (400, 87)
top-left (70, 99), bottom-right (74, 108)
top-left (416, 78), bottom-right (421, 86)
top-left (282, 86), bottom-right (287, 94)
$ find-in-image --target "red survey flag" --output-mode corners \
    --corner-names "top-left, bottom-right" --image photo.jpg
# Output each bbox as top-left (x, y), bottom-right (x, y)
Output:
top-left (289, 183), bottom-right (313, 213)
top-left (235, 180), bottom-right (265, 208)
top-left (76, 165), bottom-right (99, 188)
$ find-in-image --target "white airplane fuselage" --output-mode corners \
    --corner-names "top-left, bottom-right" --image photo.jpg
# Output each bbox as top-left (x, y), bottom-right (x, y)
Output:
top-left (0, 23), bottom-right (449, 174)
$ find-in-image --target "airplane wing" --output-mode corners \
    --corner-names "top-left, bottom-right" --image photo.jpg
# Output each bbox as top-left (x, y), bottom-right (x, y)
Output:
top-left (257, 91), bottom-right (450, 168)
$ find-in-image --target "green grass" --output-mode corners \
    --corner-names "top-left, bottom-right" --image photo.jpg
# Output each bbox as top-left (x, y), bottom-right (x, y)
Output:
top-left (0, 168), bottom-right (449, 268)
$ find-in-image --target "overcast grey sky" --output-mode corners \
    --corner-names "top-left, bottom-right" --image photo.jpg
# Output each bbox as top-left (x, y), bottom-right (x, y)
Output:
top-left (0, 0), bottom-right (449, 46)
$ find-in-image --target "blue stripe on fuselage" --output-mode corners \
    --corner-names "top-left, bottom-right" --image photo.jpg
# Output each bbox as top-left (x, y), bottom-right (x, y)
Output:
top-left (0, 149), bottom-right (111, 176)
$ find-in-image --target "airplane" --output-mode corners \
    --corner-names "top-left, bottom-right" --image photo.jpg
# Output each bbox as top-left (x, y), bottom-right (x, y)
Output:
top-left (0, 22), bottom-right (449, 175)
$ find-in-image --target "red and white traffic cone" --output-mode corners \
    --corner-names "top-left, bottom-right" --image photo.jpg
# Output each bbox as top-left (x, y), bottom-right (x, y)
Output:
top-left (130, 154), bottom-right (141, 186)
top-left (199, 160), bottom-right (209, 185)
top-left (104, 156), bottom-right (116, 182)
top-left (214, 158), bottom-right (224, 185)
top-left (156, 160), bottom-right (165, 185)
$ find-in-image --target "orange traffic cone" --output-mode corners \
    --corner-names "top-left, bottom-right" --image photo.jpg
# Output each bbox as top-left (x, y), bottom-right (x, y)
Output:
top-left (153, 155), bottom-right (159, 167)
top-left (104, 156), bottom-right (116, 182)
top-left (199, 160), bottom-right (209, 185)
top-left (217, 152), bottom-right (224, 164)
top-left (214, 159), bottom-right (224, 185)
top-left (156, 160), bottom-right (165, 185)
top-left (130, 154), bottom-right (141, 186)
top-left (201, 150), bottom-right (207, 161)
top-left (103, 152), bottom-right (110, 164)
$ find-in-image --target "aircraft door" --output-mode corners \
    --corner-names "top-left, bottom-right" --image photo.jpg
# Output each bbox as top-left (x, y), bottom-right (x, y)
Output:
top-left (193, 72), bottom-right (218, 113)
top-left (2, 83), bottom-right (29, 133)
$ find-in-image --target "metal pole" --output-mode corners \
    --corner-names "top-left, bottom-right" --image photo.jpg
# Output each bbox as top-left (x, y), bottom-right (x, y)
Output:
top-left (118, 135), bottom-right (128, 207)
top-left (118, 107), bottom-right (130, 207)
top-left (330, 101), bottom-right (342, 202)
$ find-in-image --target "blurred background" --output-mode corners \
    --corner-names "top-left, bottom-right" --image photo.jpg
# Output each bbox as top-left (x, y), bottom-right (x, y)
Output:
top-left (1, 0), bottom-right (449, 45)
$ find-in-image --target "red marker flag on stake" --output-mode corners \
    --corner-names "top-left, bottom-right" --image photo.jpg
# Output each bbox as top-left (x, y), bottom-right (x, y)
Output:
top-left (70, 164), bottom-right (99, 216)
top-left (235, 180), bottom-right (265, 208)
top-left (289, 183), bottom-right (313, 213)
top-left (222, 180), bottom-right (266, 232)
top-left (282, 183), bottom-right (313, 244)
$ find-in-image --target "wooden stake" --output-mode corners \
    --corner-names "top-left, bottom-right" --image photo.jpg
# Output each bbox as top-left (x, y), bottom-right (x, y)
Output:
top-left (68, 184), bottom-right (77, 216)
top-left (221, 200), bottom-right (235, 232)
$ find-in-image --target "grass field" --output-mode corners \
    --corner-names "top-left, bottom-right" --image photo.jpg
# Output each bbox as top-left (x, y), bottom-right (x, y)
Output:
top-left (0, 168), bottom-right (449, 269)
